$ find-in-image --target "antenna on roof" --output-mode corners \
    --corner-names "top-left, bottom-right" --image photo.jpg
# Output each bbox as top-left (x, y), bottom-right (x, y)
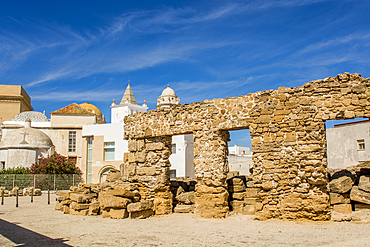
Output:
top-left (128, 79), bottom-right (130, 86)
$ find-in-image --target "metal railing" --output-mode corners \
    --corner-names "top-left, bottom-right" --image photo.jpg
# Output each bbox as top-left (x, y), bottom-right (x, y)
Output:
top-left (0, 174), bottom-right (83, 190)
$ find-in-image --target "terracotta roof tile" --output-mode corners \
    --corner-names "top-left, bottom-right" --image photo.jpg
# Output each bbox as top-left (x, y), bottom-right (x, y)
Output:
top-left (50, 103), bottom-right (95, 115)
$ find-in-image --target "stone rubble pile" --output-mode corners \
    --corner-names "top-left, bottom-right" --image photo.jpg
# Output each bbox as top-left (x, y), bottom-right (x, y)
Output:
top-left (0, 186), bottom-right (41, 197)
top-left (171, 180), bottom-right (196, 213)
top-left (329, 161), bottom-right (370, 216)
top-left (55, 181), bottom-right (155, 219)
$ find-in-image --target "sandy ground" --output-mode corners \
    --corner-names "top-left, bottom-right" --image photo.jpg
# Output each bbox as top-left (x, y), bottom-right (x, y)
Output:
top-left (0, 194), bottom-right (370, 246)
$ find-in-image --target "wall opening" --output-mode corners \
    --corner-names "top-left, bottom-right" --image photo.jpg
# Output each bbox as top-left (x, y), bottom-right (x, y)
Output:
top-left (169, 134), bottom-right (194, 180)
top-left (227, 129), bottom-right (253, 176)
top-left (326, 117), bottom-right (370, 170)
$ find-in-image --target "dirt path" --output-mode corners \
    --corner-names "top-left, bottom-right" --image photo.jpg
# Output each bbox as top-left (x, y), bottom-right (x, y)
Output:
top-left (0, 194), bottom-right (370, 246)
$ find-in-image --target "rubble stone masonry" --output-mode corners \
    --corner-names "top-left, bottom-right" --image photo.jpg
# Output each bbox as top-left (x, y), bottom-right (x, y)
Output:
top-left (124, 73), bottom-right (370, 220)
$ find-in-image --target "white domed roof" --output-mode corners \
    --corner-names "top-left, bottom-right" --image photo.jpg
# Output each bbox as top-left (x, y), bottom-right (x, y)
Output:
top-left (161, 86), bottom-right (176, 97)
top-left (12, 111), bottom-right (49, 122)
top-left (0, 125), bottom-right (53, 149)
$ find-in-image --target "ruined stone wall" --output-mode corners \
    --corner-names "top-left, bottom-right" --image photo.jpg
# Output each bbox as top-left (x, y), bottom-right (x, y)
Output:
top-left (124, 73), bottom-right (370, 219)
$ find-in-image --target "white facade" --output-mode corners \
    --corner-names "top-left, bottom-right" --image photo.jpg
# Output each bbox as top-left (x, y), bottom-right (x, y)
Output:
top-left (169, 134), bottom-right (194, 179)
top-left (326, 120), bottom-right (370, 169)
top-left (227, 144), bottom-right (253, 175)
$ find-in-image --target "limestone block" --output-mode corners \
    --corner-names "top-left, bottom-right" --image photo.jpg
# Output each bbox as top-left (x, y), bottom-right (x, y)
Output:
top-left (243, 204), bottom-right (256, 215)
top-left (136, 166), bottom-right (156, 176)
top-left (228, 184), bottom-right (246, 193)
top-left (176, 192), bottom-right (195, 205)
top-left (98, 194), bottom-right (132, 209)
top-left (358, 176), bottom-right (370, 193)
top-left (284, 132), bottom-right (296, 142)
top-left (229, 178), bottom-right (245, 186)
top-left (128, 140), bottom-right (137, 151)
top-left (101, 209), bottom-right (110, 218)
top-left (195, 185), bottom-right (227, 194)
top-left (245, 188), bottom-right (261, 198)
top-left (104, 189), bottom-right (136, 198)
top-left (174, 204), bottom-right (194, 213)
top-left (332, 204), bottom-right (352, 214)
top-left (230, 200), bottom-right (244, 213)
top-left (123, 163), bottom-right (136, 177)
top-left (330, 176), bottom-right (354, 194)
top-left (55, 202), bottom-right (63, 211)
top-left (60, 199), bottom-right (72, 206)
top-left (89, 202), bottom-right (100, 216)
top-left (127, 201), bottom-right (153, 213)
top-left (146, 142), bottom-right (165, 151)
top-left (70, 202), bottom-right (90, 210)
top-left (330, 193), bottom-right (350, 205)
top-left (154, 197), bottom-right (172, 215)
top-left (69, 193), bottom-right (88, 203)
top-left (350, 186), bottom-right (370, 205)
top-left (106, 169), bottom-right (121, 182)
top-left (244, 198), bottom-right (259, 205)
top-left (232, 192), bottom-right (245, 201)
top-left (130, 209), bottom-right (154, 219)
top-left (226, 171), bottom-right (239, 180)
top-left (123, 152), bottom-right (129, 162)
top-left (352, 85), bottom-right (366, 93)
top-left (110, 208), bottom-right (129, 219)
top-left (135, 151), bottom-right (147, 163)
top-left (63, 205), bottom-right (70, 214)
top-left (128, 153), bottom-right (135, 163)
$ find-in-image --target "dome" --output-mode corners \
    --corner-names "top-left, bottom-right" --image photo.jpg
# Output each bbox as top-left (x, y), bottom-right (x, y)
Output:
top-left (79, 103), bottom-right (102, 116)
top-left (161, 86), bottom-right (176, 97)
top-left (12, 111), bottom-right (49, 122)
top-left (0, 124), bottom-right (53, 149)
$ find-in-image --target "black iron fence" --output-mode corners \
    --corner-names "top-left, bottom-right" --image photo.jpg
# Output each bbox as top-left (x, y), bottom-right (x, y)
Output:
top-left (0, 174), bottom-right (83, 190)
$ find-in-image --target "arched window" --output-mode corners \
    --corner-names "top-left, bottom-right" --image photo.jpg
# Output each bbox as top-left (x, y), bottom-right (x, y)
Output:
top-left (100, 167), bottom-right (113, 183)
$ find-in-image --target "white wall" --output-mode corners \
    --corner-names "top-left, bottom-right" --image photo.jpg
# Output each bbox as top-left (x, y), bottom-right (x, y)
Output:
top-left (326, 121), bottom-right (370, 169)
top-left (169, 134), bottom-right (194, 178)
top-left (111, 104), bottom-right (147, 124)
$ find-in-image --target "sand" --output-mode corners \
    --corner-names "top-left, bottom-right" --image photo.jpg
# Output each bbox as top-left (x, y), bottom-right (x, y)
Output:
top-left (1, 194), bottom-right (370, 246)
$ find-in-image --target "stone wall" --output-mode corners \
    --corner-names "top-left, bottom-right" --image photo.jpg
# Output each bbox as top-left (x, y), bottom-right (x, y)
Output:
top-left (124, 73), bottom-right (370, 219)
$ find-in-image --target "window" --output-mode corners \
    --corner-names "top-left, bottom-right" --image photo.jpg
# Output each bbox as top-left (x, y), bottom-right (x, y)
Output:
top-left (104, 142), bottom-right (115, 161)
top-left (68, 131), bottom-right (76, 152)
top-left (172, 144), bottom-right (176, 154)
top-left (170, 169), bottom-right (176, 179)
top-left (0, 161), bottom-right (5, 171)
top-left (358, 139), bottom-right (365, 150)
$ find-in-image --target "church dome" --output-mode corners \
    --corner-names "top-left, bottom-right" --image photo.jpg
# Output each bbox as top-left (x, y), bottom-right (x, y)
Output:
top-left (12, 111), bottom-right (49, 122)
top-left (161, 86), bottom-right (176, 97)
top-left (0, 121), bottom-right (53, 149)
top-left (157, 85), bottom-right (180, 109)
top-left (79, 103), bottom-right (102, 116)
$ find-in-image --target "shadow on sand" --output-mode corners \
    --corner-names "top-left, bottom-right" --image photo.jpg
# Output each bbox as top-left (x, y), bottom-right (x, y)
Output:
top-left (0, 218), bottom-right (71, 246)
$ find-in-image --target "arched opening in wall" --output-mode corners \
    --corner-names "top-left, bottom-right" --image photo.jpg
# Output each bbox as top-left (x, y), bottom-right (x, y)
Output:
top-left (227, 129), bottom-right (253, 176)
top-left (99, 166), bottom-right (115, 183)
top-left (325, 117), bottom-right (370, 170)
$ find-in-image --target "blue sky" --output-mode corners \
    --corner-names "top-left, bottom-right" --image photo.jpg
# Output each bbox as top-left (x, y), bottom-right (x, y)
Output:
top-left (1, 0), bottom-right (370, 148)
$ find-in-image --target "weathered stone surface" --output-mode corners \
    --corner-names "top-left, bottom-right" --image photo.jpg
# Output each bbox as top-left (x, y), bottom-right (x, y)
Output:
top-left (130, 209), bottom-right (154, 219)
top-left (232, 192), bottom-right (245, 201)
top-left (106, 169), bottom-right (121, 182)
top-left (358, 176), bottom-right (370, 193)
top-left (332, 204), bottom-right (352, 214)
top-left (243, 204), bottom-right (256, 215)
top-left (104, 189), bottom-right (136, 198)
top-left (330, 193), bottom-right (350, 205)
top-left (174, 204), bottom-right (194, 213)
top-left (230, 200), bottom-right (244, 213)
top-left (70, 202), bottom-right (90, 210)
top-left (89, 202), bottom-right (100, 216)
top-left (354, 203), bottom-right (370, 211)
top-left (176, 192), bottom-right (195, 205)
top-left (110, 208), bottom-right (129, 219)
top-left (69, 208), bottom-right (89, 216)
top-left (127, 201), bottom-right (153, 213)
top-left (195, 191), bottom-right (229, 218)
top-left (229, 185), bottom-right (246, 193)
top-left (63, 205), bottom-right (70, 214)
top-left (98, 194), bottom-right (132, 209)
top-left (329, 176), bottom-right (354, 194)
top-left (245, 188), bottom-right (261, 198)
top-left (69, 193), bottom-right (88, 203)
top-left (55, 202), bottom-right (63, 211)
top-left (350, 186), bottom-right (370, 205)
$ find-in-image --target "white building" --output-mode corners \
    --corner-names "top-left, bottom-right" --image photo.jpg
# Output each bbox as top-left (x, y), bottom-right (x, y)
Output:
top-left (227, 144), bottom-right (253, 175)
top-left (82, 84), bottom-right (148, 183)
top-left (326, 120), bottom-right (370, 169)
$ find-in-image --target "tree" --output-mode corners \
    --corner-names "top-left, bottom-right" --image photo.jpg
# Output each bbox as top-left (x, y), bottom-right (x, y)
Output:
top-left (30, 153), bottom-right (82, 174)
